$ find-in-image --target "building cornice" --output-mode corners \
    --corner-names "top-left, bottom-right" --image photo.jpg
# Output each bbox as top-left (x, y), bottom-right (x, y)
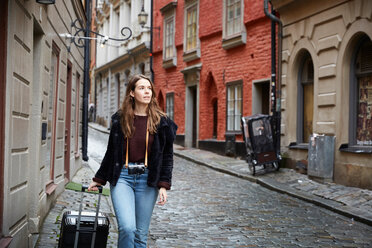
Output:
top-left (160, 1), bottom-right (178, 15)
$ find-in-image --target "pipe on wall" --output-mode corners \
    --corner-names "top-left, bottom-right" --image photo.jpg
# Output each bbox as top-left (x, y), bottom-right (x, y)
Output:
top-left (82, 0), bottom-right (91, 161)
top-left (264, 0), bottom-right (282, 156)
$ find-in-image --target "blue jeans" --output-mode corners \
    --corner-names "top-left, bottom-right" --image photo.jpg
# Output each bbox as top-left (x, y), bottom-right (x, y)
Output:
top-left (110, 168), bottom-right (158, 248)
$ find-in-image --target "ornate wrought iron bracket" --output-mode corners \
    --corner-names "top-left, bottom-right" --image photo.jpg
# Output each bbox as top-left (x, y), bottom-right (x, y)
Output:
top-left (65, 19), bottom-right (133, 50)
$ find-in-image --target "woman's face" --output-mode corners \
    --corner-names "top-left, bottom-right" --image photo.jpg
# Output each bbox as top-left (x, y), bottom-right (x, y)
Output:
top-left (130, 78), bottom-right (153, 106)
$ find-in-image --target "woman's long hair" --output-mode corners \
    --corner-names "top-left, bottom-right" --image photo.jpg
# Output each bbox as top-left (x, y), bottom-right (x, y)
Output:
top-left (120, 74), bottom-right (165, 138)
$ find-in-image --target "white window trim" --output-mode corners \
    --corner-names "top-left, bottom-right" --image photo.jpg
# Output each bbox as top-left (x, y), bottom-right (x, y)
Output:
top-left (222, 0), bottom-right (246, 50)
top-left (163, 14), bottom-right (177, 68)
top-left (226, 80), bottom-right (243, 133)
top-left (183, 0), bottom-right (200, 62)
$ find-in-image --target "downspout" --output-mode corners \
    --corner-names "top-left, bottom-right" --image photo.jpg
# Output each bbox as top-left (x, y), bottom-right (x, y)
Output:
top-left (82, 0), bottom-right (92, 161)
top-left (264, 0), bottom-right (282, 157)
top-left (150, 0), bottom-right (154, 83)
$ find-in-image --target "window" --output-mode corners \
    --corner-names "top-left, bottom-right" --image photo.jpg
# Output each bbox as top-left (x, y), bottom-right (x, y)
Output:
top-left (183, 1), bottom-right (200, 62)
top-left (222, 0), bottom-right (246, 50)
top-left (226, 0), bottom-right (242, 36)
top-left (166, 93), bottom-right (174, 120)
top-left (297, 52), bottom-right (314, 144)
top-left (160, 1), bottom-right (177, 68)
top-left (226, 82), bottom-right (242, 132)
top-left (164, 17), bottom-right (175, 59)
top-left (352, 37), bottom-right (372, 146)
top-left (186, 4), bottom-right (197, 51)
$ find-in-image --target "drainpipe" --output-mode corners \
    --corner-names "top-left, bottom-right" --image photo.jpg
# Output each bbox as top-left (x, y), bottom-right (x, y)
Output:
top-left (150, 0), bottom-right (154, 83)
top-left (82, 0), bottom-right (91, 161)
top-left (264, 0), bottom-right (282, 157)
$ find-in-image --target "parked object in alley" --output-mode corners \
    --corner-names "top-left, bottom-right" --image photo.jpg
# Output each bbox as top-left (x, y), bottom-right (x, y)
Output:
top-left (308, 134), bottom-right (335, 182)
top-left (241, 114), bottom-right (281, 175)
top-left (58, 185), bottom-right (110, 248)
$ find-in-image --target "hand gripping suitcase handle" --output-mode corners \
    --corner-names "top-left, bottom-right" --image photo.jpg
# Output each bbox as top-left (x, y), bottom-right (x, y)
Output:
top-left (82, 184), bottom-right (103, 194)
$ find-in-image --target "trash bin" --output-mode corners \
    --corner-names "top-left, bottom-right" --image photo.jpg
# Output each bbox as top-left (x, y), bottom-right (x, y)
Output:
top-left (308, 134), bottom-right (335, 181)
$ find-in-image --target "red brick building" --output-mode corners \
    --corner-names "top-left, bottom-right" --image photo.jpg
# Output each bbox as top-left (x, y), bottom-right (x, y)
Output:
top-left (153, 0), bottom-right (273, 156)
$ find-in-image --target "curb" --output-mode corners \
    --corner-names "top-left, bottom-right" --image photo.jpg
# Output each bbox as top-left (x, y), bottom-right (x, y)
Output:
top-left (174, 150), bottom-right (372, 227)
top-left (89, 123), bottom-right (110, 134)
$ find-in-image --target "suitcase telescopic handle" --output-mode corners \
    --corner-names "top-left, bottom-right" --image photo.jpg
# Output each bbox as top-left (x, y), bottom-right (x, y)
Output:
top-left (82, 185), bottom-right (103, 194)
top-left (75, 184), bottom-right (104, 248)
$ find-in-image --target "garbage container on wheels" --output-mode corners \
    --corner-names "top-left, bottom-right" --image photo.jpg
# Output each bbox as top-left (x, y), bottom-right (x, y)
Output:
top-left (241, 114), bottom-right (280, 175)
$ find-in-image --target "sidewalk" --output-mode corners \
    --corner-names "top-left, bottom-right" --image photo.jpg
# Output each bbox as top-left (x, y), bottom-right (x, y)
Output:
top-left (89, 122), bottom-right (372, 226)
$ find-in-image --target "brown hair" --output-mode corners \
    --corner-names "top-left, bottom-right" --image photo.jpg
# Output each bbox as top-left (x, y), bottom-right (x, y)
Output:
top-left (120, 74), bottom-right (165, 138)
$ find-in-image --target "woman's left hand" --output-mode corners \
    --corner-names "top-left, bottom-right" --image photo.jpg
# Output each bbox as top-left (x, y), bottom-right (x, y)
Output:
top-left (158, 187), bottom-right (167, 205)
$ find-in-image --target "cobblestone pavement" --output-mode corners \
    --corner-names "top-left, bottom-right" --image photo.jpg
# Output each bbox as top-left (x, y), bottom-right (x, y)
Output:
top-left (36, 124), bottom-right (372, 247)
top-left (174, 145), bottom-right (372, 226)
top-left (148, 157), bottom-right (372, 247)
top-left (35, 161), bottom-right (118, 248)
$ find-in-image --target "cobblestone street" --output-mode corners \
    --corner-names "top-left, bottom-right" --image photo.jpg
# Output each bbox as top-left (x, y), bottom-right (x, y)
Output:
top-left (36, 126), bottom-right (372, 247)
top-left (148, 157), bottom-right (372, 247)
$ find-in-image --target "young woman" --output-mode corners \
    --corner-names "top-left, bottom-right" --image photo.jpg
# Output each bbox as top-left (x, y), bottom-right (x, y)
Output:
top-left (88, 74), bottom-right (177, 248)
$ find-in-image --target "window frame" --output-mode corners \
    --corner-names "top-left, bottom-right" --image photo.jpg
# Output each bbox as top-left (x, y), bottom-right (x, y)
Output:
top-left (163, 15), bottom-right (175, 60)
top-left (348, 37), bottom-right (372, 149)
top-left (222, 0), bottom-right (246, 50)
top-left (183, 0), bottom-right (200, 62)
top-left (226, 80), bottom-right (243, 133)
top-left (162, 14), bottom-right (177, 68)
top-left (296, 53), bottom-right (314, 146)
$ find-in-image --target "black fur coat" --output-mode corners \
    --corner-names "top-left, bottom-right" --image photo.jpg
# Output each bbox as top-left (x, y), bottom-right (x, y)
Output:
top-left (93, 112), bottom-right (178, 190)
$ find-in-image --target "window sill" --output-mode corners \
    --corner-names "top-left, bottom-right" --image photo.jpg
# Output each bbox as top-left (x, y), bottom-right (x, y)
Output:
top-left (45, 181), bottom-right (57, 196)
top-left (288, 142), bottom-right (308, 150)
top-left (163, 57), bottom-right (177, 69)
top-left (0, 236), bottom-right (12, 248)
top-left (222, 32), bottom-right (246, 50)
top-left (183, 48), bottom-right (200, 62)
top-left (339, 143), bottom-right (372, 154)
top-left (225, 130), bottom-right (242, 135)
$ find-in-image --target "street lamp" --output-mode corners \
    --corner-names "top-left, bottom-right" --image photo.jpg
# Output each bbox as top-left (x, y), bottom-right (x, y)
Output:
top-left (138, 6), bottom-right (149, 28)
top-left (137, 3), bottom-right (160, 83)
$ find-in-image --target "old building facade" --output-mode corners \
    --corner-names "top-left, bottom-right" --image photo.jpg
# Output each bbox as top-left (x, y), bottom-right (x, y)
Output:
top-left (93, 0), bottom-right (152, 127)
top-left (271, 0), bottom-right (372, 189)
top-left (1, 0), bottom-right (85, 246)
top-left (152, 0), bottom-right (273, 155)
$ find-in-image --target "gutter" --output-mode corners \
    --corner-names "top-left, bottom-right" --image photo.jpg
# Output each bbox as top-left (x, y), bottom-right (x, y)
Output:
top-left (264, 0), bottom-right (283, 157)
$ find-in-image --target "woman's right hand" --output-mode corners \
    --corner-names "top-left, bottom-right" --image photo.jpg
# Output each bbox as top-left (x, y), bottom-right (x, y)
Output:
top-left (88, 181), bottom-right (101, 192)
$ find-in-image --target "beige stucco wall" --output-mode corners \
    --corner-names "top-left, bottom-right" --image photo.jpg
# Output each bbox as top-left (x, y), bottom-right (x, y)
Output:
top-left (5, 0), bottom-right (85, 246)
top-left (274, 0), bottom-right (372, 189)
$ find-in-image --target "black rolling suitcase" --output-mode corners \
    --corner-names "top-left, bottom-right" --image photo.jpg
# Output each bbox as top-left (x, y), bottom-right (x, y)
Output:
top-left (58, 185), bottom-right (110, 248)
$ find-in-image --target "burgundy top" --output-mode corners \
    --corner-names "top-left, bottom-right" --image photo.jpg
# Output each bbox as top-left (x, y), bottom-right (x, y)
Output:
top-left (125, 115), bottom-right (154, 164)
